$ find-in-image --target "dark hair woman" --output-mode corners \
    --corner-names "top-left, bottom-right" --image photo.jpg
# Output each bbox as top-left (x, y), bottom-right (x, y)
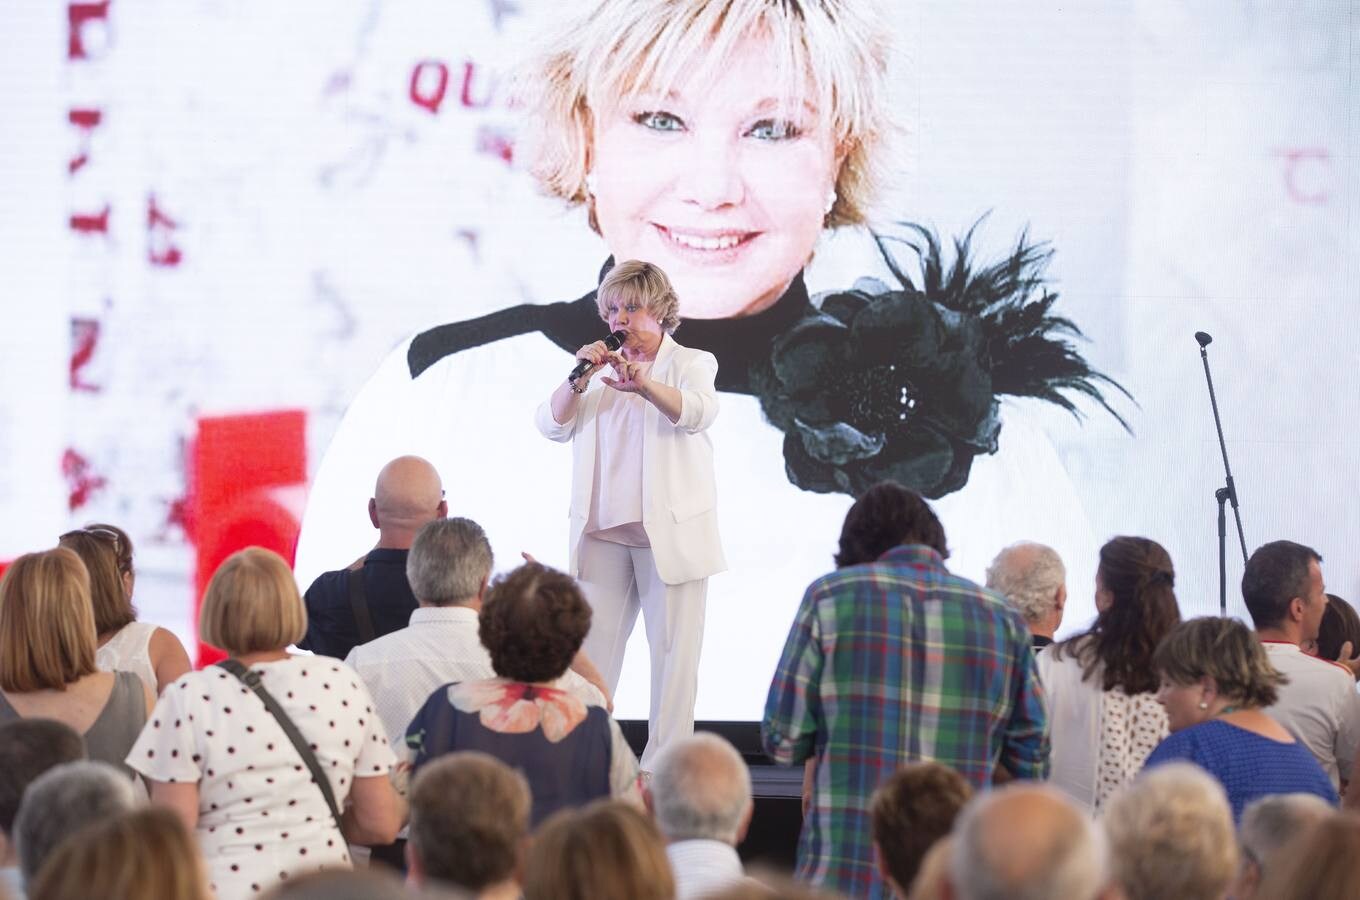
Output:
top-left (1035, 535), bottom-right (1181, 812)
top-left (402, 562), bottom-right (641, 826)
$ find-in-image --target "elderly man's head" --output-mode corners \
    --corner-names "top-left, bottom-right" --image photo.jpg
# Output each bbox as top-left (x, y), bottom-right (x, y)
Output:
top-left (13, 760), bottom-right (138, 880)
top-left (1232, 793), bottom-right (1334, 900)
top-left (646, 732), bottom-right (753, 846)
top-left (406, 517), bottom-right (493, 608)
top-left (985, 542), bottom-right (1066, 640)
top-left (368, 456), bottom-right (446, 546)
top-left (1103, 763), bottom-right (1238, 900)
top-left (949, 783), bottom-right (1108, 900)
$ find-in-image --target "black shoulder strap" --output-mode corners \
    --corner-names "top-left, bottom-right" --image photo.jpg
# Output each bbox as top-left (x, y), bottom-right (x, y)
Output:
top-left (347, 564), bottom-right (376, 645)
top-left (216, 659), bottom-right (346, 838)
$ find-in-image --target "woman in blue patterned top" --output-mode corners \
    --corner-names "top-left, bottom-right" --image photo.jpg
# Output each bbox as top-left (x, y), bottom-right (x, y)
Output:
top-left (1145, 616), bottom-right (1337, 822)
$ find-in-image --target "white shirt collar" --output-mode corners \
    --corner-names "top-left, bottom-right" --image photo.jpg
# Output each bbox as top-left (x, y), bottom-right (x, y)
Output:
top-left (408, 605), bottom-right (480, 626)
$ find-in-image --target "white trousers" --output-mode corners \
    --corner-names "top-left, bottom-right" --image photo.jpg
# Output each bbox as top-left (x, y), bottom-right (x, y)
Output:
top-left (577, 534), bottom-right (707, 769)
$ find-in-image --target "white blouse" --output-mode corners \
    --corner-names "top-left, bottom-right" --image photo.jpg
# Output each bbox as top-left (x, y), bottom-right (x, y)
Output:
top-left (1036, 643), bottom-right (1168, 813)
top-left (96, 620), bottom-right (159, 695)
top-left (127, 655), bottom-right (395, 900)
top-left (586, 365), bottom-right (651, 547)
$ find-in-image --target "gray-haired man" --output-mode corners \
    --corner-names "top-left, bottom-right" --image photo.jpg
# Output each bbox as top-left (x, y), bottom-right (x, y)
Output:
top-left (986, 541), bottom-right (1067, 649)
top-left (348, 517), bottom-right (603, 756)
top-left (645, 732), bottom-right (754, 900)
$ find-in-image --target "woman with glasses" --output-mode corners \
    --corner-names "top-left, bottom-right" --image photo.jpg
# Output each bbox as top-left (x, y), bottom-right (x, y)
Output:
top-left (60, 524), bottom-right (192, 695)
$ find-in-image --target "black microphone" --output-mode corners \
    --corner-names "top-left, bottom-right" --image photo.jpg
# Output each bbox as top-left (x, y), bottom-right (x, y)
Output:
top-left (568, 330), bottom-right (628, 383)
top-left (1195, 331), bottom-right (1213, 347)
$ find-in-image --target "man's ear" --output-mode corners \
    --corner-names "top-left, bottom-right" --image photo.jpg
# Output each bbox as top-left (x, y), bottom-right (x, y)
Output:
top-left (1289, 595), bottom-right (1307, 623)
top-left (735, 798), bottom-right (754, 845)
top-left (436, 499), bottom-right (448, 519)
top-left (642, 784), bottom-right (656, 818)
top-left (368, 498), bottom-right (380, 530)
top-left (1054, 584), bottom-right (1068, 612)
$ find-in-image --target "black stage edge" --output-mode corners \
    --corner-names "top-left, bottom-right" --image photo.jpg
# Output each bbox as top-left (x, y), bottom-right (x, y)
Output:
top-left (620, 720), bottom-right (801, 871)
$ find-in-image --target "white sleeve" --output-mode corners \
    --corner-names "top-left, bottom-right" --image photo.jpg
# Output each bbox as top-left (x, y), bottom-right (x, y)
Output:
top-left (673, 351), bottom-right (719, 434)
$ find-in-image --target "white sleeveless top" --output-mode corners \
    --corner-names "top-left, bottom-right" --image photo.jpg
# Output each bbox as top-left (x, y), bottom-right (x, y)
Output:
top-left (96, 620), bottom-right (159, 695)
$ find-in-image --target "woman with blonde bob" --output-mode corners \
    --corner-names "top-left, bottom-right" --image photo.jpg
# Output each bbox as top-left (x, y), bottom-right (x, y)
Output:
top-left (28, 806), bottom-right (211, 900)
top-left (1145, 616), bottom-right (1337, 821)
top-left (59, 524), bottom-right (191, 694)
top-left (127, 547), bottom-right (402, 900)
top-left (537, 260), bottom-right (723, 767)
top-left (523, 800), bottom-right (675, 900)
top-left (0, 548), bottom-right (152, 778)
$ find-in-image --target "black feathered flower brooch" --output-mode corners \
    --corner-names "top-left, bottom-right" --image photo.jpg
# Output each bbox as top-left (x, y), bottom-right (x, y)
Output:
top-left (751, 221), bottom-right (1132, 499)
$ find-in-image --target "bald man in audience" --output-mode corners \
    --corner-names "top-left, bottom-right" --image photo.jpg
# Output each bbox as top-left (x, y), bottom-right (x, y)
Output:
top-left (300, 455), bottom-right (447, 658)
top-left (645, 733), bottom-right (754, 900)
top-left (985, 542), bottom-right (1067, 649)
top-left (948, 784), bottom-right (1114, 900)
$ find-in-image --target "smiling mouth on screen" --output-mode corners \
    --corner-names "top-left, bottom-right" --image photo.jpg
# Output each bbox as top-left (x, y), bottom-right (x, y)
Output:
top-left (653, 225), bottom-right (759, 262)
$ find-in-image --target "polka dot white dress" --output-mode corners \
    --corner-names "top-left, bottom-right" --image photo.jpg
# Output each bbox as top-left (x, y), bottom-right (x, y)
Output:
top-left (127, 655), bottom-right (395, 900)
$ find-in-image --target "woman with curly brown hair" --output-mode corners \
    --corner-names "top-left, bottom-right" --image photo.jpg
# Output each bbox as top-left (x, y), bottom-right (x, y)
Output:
top-left (1145, 615), bottom-right (1336, 822)
top-left (402, 562), bottom-right (640, 826)
top-left (1036, 535), bottom-right (1181, 812)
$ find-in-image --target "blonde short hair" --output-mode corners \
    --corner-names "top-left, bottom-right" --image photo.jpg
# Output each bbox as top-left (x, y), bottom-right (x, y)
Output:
top-left (1104, 763), bottom-right (1238, 900)
top-left (596, 260), bottom-right (681, 332)
top-left (28, 807), bottom-right (210, 900)
top-left (522, 0), bottom-right (892, 230)
top-left (198, 547), bottom-right (306, 656)
top-left (1153, 616), bottom-right (1286, 709)
top-left (0, 548), bottom-right (98, 692)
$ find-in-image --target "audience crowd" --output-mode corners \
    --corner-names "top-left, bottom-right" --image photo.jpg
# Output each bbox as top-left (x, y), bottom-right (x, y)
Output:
top-left (1, 453), bottom-right (1359, 900)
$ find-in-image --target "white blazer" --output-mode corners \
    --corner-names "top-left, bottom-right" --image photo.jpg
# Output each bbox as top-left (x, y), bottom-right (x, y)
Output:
top-left (534, 333), bottom-right (727, 585)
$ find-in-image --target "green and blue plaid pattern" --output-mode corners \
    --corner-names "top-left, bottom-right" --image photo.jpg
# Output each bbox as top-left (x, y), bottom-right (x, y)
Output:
top-left (762, 544), bottom-right (1049, 898)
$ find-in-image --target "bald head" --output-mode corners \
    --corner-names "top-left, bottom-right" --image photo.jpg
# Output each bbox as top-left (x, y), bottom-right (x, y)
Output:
top-left (648, 733), bottom-right (753, 845)
top-left (950, 785), bottom-right (1106, 900)
top-left (369, 456), bottom-right (446, 548)
top-left (985, 542), bottom-right (1066, 638)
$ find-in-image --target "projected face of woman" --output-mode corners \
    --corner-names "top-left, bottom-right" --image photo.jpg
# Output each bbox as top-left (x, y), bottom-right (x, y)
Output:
top-left (589, 35), bottom-right (841, 320)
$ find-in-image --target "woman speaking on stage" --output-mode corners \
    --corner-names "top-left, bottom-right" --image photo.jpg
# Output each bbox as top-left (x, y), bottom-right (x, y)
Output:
top-left (534, 259), bottom-right (725, 768)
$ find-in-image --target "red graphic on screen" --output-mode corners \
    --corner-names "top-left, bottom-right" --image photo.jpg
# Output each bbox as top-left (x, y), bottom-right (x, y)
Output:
top-left (62, 448), bottom-right (108, 511)
top-left (70, 205), bottom-right (111, 235)
top-left (70, 316), bottom-right (102, 392)
top-left (410, 60), bottom-right (450, 114)
top-left (68, 108), bottom-right (103, 175)
top-left (68, 1), bottom-right (112, 61)
top-left (147, 194), bottom-right (184, 267)
top-left (460, 61), bottom-right (497, 109)
top-left (476, 126), bottom-right (514, 165)
top-left (186, 410), bottom-right (307, 666)
top-left (1275, 147), bottom-right (1330, 205)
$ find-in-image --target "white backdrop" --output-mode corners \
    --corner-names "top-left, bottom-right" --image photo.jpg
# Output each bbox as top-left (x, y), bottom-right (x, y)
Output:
top-left (2, 0), bottom-right (1356, 721)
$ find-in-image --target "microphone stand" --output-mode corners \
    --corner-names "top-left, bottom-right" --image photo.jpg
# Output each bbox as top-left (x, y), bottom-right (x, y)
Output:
top-left (1195, 332), bottom-right (1248, 616)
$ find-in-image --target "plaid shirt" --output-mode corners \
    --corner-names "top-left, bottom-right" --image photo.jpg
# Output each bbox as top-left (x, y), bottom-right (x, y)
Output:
top-left (762, 545), bottom-right (1049, 898)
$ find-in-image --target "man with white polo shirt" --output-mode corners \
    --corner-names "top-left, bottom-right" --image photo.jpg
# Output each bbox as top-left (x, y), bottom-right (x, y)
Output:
top-left (1243, 539), bottom-right (1360, 790)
